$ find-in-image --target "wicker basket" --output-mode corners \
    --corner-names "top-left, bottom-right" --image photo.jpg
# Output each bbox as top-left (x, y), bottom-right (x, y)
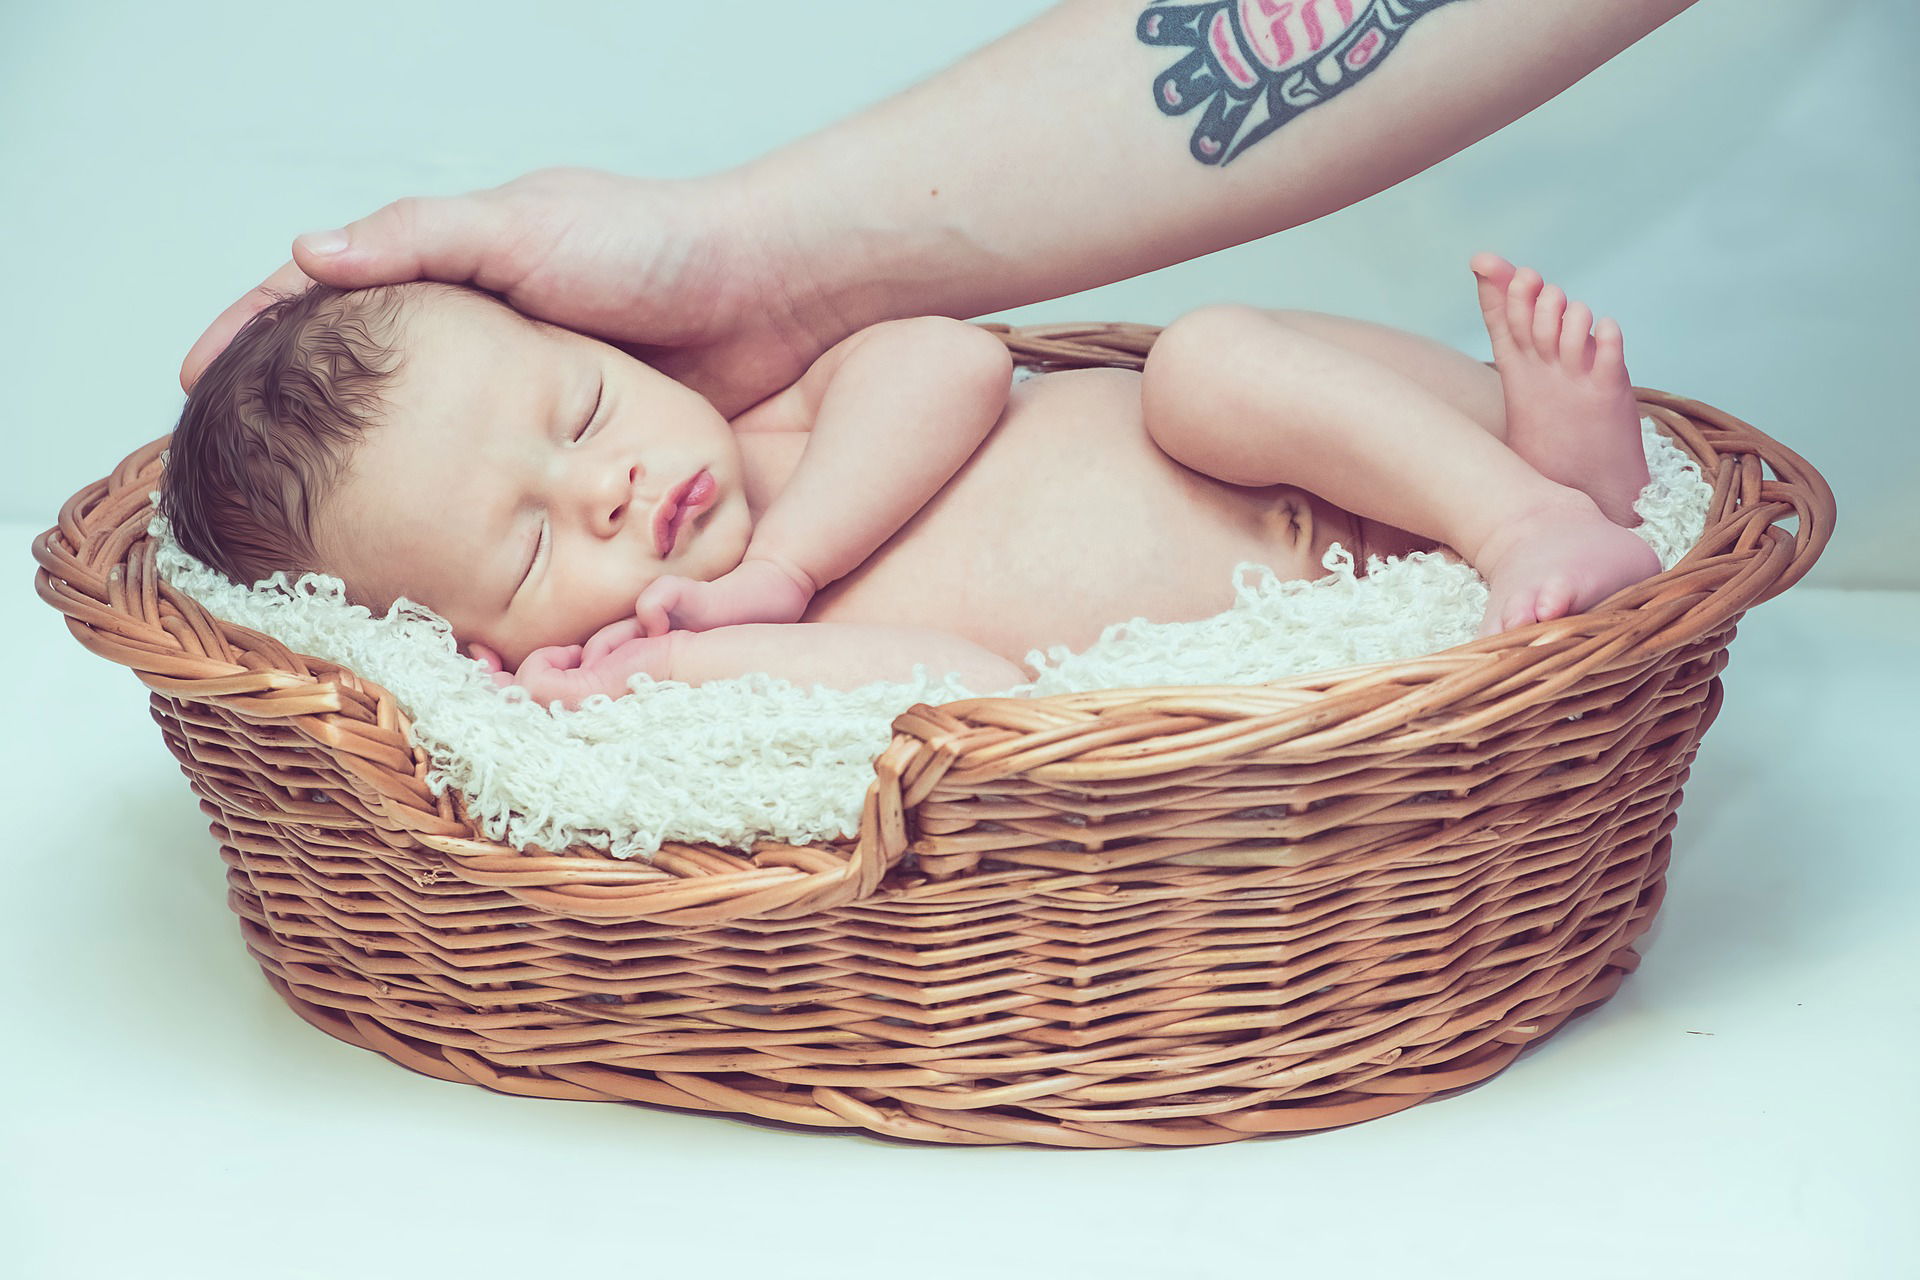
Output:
top-left (34, 321), bottom-right (1834, 1148)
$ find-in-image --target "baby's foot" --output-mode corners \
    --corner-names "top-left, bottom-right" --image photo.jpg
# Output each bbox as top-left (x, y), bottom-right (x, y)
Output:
top-left (1472, 253), bottom-right (1651, 527)
top-left (1472, 492), bottom-right (1662, 638)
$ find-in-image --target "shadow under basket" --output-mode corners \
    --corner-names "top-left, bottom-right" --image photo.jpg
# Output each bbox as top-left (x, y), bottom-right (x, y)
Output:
top-left (35, 321), bottom-right (1835, 1148)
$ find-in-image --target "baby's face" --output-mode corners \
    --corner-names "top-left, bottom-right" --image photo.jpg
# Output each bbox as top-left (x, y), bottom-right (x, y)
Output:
top-left (315, 292), bottom-right (750, 667)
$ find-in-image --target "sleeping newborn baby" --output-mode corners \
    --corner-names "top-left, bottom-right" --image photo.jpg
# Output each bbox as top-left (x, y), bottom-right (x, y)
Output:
top-left (160, 253), bottom-right (1660, 708)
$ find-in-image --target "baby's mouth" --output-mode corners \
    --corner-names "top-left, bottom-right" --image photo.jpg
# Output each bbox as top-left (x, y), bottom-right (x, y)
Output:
top-left (654, 469), bottom-right (716, 556)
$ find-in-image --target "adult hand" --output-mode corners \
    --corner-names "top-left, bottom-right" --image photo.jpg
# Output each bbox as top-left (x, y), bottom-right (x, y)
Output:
top-left (178, 166), bottom-right (847, 416)
top-left (182, 2), bottom-right (1699, 413)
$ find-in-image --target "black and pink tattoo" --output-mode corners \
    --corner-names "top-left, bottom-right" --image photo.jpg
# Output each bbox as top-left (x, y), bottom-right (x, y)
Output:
top-left (1138, 0), bottom-right (1464, 166)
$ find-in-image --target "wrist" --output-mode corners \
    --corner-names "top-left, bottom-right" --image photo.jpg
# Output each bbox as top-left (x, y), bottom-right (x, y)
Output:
top-left (727, 146), bottom-right (986, 334)
top-left (739, 551), bottom-right (821, 600)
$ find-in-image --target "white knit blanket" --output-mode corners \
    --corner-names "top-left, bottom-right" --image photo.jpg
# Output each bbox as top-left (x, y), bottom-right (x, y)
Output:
top-left (147, 417), bottom-right (1710, 860)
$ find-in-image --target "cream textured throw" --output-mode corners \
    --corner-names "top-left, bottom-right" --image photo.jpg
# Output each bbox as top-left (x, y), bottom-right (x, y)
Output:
top-left (148, 418), bottom-right (1711, 861)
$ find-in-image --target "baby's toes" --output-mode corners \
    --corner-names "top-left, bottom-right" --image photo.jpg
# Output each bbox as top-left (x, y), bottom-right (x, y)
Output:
top-left (1533, 576), bottom-right (1577, 623)
top-left (1595, 316), bottom-right (1627, 378)
top-left (1473, 254), bottom-right (1519, 355)
top-left (1504, 589), bottom-right (1542, 633)
top-left (1531, 284), bottom-right (1567, 359)
top-left (1560, 301), bottom-right (1595, 372)
top-left (1505, 267), bottom-right (1545, 355)
top-left (1470, 251), bottom-right (1515, 284)
top-left (1478, 588), bottom-right (1532, 638)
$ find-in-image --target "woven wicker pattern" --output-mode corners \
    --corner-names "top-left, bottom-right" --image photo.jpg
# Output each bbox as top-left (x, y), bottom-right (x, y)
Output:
top-left (34, 321), bottom-right (1834, 1147)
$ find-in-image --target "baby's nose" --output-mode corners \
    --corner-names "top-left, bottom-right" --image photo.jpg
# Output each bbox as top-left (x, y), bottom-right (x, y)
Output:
top-left (597, 463), bottom-right (641, 528)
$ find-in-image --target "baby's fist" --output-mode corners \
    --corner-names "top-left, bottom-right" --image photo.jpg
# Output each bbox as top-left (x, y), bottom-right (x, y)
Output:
top-left (634, 575), bottom-right (702, 637)
top-left (484, 633), bottom-right (676, 709)
top-left (634, 558), bottom-right (815, 636)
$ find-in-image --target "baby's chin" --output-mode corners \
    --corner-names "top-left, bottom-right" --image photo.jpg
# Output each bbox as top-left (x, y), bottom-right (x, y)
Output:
top-left (686, 489), bottom-right (754, 577)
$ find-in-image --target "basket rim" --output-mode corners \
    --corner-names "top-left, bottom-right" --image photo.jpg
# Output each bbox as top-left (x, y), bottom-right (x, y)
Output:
top-left (31, 322), bottom-right (1836, 923)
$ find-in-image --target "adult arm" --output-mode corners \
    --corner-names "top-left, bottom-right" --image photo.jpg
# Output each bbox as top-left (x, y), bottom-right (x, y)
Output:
top-left (750, 0), bottom-right (1700, 331)
top-left (183, 0), bottom-right (1697, 409)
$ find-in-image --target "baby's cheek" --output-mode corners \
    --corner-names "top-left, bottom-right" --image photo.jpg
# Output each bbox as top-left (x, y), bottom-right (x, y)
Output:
top-left (704, 494), bottom-right (755, 576)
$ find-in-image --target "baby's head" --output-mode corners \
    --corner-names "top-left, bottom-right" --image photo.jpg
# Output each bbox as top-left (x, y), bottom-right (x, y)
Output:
top-left (161, 282), bottom-right (751, 667)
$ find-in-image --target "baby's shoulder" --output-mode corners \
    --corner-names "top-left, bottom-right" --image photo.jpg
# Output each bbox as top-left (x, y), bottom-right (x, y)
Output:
top-left (727, 382), bottom-right (813, 434)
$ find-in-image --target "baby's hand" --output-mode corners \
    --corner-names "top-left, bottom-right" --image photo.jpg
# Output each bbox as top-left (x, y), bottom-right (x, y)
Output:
top-left (467, 633), bottom-right (673, 709)
top-left (634, 558), bottom-right (814, 636)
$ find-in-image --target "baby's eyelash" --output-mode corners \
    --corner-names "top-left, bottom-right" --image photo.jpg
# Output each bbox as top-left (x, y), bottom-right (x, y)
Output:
top-left (524, 519), bottom-right (547, 589)
top-left (572, 383), bottom-right (605, 442)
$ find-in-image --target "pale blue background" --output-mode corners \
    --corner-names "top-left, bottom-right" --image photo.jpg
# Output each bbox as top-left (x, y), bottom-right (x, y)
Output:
top-left (5, 4), bottom-right (1915, 1278)
top-left (6, 0), bottom-right (1915, 582)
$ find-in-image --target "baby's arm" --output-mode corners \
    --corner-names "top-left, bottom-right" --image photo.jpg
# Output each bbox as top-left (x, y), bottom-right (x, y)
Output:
top-left (487, 622), bottom-right (1031, 708)
top-left (670, 623), bottom-right (1030, 693)
top-left (638, 318), bottom-right (1012, 634)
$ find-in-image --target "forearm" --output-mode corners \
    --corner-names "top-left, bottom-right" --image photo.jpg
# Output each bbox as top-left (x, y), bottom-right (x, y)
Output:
top-left (740, 0), bottom-right (1696, 328)
top-left (669, 623), bottom-right (1032, 693)
top-left (743, 320), bottom-right (1011, 592)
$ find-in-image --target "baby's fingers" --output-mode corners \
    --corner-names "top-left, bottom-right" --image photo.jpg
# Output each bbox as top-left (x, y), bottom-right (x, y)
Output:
top-left (466, 641), bottom-right (506, 674)
top-left (636, 600), bottom-right (673, 639)
top-left (522, 643), bottom-right (585, 673)
top-left (504, 645), bottom-right (586, 700)
top-left (582, 617), bottom-right (645, 666)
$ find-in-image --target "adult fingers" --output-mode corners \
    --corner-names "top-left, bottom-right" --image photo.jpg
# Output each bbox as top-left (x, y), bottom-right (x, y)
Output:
top-left (180, 187), bottom-right (517, 393)
top-left (290, 190), bottom-right (513, 295)
top-left (178, 257), bottom-right (314, 392)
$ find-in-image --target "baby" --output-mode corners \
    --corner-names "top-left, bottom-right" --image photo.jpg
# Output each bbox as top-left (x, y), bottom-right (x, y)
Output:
top-left (160, 253), bottom-right (1660, 708)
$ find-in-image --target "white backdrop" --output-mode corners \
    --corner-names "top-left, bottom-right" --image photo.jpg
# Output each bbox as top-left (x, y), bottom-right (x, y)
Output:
top-left (6, 6), bottom-right (1918, 1278)
top-left (5, 0), bottom-right (1913, 584)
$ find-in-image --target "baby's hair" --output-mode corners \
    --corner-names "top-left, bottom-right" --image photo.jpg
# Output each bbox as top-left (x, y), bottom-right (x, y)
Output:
top-left (159, 283), bottom-right (406, 594)
top-left (159, 280), bottom-right (478, 600)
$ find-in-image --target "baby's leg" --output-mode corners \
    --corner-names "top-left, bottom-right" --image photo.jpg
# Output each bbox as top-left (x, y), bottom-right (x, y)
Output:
top-left (1469, 254), bottom-right (1650, 526)
top-left (1140, 304), bottom-right (1660, 636)
top-left (1233, 295), bottom-right (1651, 529)
top-left (1237, 309), bottom-right (1511, 444)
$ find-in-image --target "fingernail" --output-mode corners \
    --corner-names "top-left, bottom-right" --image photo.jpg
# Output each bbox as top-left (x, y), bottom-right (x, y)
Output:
top-left (297, 228), bottom-right (348, 255)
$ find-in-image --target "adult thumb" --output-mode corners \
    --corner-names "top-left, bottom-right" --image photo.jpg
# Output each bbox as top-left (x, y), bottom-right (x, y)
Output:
top-left (290, 191), bottom-right (508, 293)
top-left (179, 190), bottom-right (514, 393)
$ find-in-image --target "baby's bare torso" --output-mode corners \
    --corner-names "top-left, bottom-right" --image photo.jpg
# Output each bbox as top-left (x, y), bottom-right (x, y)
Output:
top-left (735, 367), bottom-right (1372, 665)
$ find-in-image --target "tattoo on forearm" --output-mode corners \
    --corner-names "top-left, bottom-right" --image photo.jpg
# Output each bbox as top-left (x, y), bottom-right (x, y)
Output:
top-left (1138, 0), bottom-right (1465, 166)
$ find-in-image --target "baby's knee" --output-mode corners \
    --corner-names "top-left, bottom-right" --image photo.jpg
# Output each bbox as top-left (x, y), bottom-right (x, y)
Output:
top-left (1143, 304), bottom-right (1314, 437)
top-left (1147, 303), bottom-right (1324, 384)
top-left (1145, 305), bottom-right (1258, 416)
top-left (1151, 303), bottom-right (1268, 366)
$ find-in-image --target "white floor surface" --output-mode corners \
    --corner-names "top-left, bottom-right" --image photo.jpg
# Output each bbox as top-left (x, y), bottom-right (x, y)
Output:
top-left (5, 521), bottom-right (1914, 1279)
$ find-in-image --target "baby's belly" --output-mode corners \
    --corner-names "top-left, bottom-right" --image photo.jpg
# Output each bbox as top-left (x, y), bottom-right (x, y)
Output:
top-left (766, 368), bottom-right (1365, 666)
